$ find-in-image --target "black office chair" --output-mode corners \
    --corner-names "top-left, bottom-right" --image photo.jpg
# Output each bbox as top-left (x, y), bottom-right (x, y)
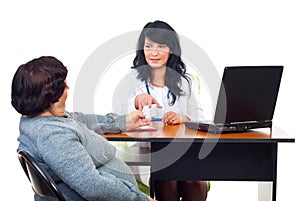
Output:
top-left (17, 150), bottom-right (66, 201)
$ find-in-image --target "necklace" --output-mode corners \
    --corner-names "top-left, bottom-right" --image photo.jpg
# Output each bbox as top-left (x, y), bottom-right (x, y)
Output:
top-left (151, 83), bottom-right (165, 88)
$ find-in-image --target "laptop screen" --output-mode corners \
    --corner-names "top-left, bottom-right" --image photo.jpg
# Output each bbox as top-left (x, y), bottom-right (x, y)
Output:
top-left (213, 66), bottom-right (283, 124)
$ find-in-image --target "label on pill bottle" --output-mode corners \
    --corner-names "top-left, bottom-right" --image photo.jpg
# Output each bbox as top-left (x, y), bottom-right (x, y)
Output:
top-left (142, 105), bottom-right (151, 120)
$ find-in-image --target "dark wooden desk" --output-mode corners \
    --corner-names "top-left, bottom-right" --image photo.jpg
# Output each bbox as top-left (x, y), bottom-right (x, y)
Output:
top-left (104, 123), bottom-right (295, 201)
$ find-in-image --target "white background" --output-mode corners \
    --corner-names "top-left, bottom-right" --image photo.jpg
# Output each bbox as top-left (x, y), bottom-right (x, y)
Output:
top-left (1, 0), bottom-right (299, 200)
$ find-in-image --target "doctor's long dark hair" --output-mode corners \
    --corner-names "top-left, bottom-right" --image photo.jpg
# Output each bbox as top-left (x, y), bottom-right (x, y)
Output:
top-left (131, 20), bottom-right (191, 105)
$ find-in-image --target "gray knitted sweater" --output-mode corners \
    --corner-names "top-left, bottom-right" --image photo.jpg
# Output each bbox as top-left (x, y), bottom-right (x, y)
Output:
top-left (17, 112), bottom-right (149, 201)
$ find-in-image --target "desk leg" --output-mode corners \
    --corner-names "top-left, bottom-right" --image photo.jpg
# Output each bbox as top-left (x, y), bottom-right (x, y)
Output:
top-left (272, 143), bottom-right (278, 201)
top-left (258, 142), bottom-right (277, 201)
top-left (258, 182), bottom-right (272, 201)
top-left (150, 171), bottom-right (155, 198)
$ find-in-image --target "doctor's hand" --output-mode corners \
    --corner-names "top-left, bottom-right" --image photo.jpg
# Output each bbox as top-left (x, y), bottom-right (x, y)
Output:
top-left (125, 111), bottom-right (151, 131)
top-left (163, 111), bottom-right (190, 125)
top-left (134, 93), bottom-right (162, 111)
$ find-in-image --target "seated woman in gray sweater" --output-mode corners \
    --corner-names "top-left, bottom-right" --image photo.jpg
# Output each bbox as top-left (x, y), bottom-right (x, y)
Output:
top-left (11, 56), bottom-right (156, 201)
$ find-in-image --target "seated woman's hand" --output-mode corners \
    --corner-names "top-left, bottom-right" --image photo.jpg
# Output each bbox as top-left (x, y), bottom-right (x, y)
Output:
top-left (134, 93), bottom-right (162, 111)
top-left (125, 111), bottom-right (151, 130)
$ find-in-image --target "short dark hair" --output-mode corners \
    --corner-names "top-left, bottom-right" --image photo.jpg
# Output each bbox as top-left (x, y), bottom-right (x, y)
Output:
top-left (11, 56), bottom-right (68, 115)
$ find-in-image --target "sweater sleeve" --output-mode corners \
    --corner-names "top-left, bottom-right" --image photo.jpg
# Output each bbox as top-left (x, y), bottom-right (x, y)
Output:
top-left (67, 111), bottom-right (127, 133)
top-left (37, 126), bottom-right (149, 201)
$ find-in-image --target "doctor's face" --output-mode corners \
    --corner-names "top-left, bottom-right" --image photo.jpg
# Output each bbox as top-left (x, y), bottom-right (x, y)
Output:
top-left (143, 37), bottom-right (171, 69)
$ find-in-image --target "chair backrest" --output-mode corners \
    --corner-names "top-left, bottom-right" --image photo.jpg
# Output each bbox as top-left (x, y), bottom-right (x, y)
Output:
top-left (17, 150), bottom-right (66, 201)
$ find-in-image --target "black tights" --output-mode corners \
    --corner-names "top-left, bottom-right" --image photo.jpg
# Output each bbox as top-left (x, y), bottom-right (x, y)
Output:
top-left (154, 180), bottom-right (207, 201)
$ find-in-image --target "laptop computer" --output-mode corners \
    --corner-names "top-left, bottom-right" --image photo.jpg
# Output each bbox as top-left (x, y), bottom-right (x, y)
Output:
top-left (185, 66), bottom-right (283, 133)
